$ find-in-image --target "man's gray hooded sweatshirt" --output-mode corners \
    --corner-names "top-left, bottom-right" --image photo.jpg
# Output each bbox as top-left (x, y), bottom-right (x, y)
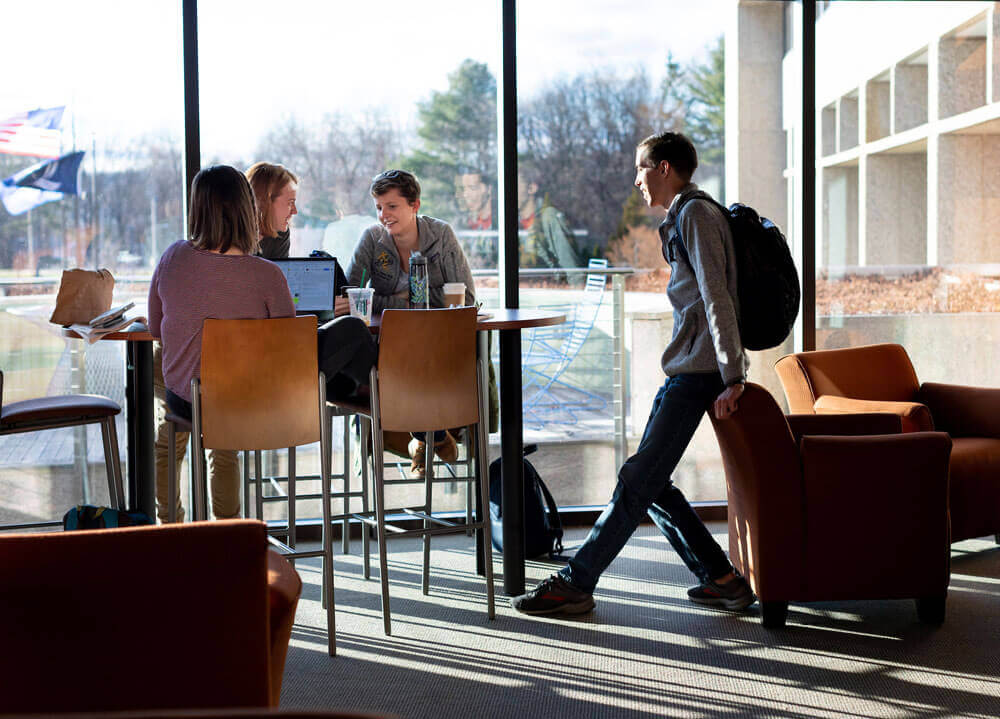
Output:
top-left (658, 183), bottom-right (748, 386)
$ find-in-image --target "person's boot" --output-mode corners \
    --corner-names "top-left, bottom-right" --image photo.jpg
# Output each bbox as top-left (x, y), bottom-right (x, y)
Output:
top-left (433, 431), bottom-right (459, 464)
top-left (407, 438), bottom-right (427, 478)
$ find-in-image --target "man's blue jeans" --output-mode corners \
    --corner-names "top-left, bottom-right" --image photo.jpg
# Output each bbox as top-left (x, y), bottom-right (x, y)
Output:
top-left (561, 372), bottom-right (733, 592)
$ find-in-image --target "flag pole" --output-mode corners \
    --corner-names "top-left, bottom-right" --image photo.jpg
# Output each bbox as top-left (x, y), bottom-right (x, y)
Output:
top-left (91, 135), bottom-right (98, 266)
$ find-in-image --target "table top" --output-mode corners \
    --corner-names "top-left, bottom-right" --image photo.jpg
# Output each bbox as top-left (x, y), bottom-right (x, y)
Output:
top-left (62, 322), bottom-right (154, 342)
top-left (369, 308), bottom-right (566, 332)
top-left (62, 309), bottom-right (566, 343)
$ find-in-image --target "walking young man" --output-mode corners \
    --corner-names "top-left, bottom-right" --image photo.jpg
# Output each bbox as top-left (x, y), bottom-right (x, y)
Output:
top-left (512, 131), bottom-right (755, 616)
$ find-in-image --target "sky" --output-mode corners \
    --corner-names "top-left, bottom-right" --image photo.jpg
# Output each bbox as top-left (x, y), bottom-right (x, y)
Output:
top-left (1, 0), bottom-right (729, 161)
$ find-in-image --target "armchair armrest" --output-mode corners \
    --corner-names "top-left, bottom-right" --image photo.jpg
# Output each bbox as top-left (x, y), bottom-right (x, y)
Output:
top-left (919, 382), bottom-right (1000, 438)
top-left (785, 412), bottom-right (902, 445)
top-left (813, 395), bottom-right (934, 433)
top-left (799, 431), bottom-right (952, 598)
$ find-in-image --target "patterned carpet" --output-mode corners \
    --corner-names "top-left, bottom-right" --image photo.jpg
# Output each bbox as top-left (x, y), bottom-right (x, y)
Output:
top-left (279, 524), bottom-right (1000, 719)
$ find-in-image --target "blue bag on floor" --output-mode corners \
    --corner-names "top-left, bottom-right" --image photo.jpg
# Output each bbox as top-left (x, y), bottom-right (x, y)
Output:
top-left (489, 444), bottom-right (564, 559)
top-left (63, 505), bottom-right (153, 530)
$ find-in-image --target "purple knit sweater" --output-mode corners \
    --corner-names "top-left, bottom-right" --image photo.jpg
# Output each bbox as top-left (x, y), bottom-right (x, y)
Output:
top-left (148, 240), bottom-right (295, 401)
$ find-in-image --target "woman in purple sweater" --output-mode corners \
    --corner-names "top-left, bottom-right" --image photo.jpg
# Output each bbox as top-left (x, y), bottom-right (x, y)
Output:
top-left (148, 165), bottom-right (295, 519)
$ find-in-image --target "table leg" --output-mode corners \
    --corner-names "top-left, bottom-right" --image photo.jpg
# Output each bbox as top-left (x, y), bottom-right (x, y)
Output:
top-left (475, 331), bottom-right (488, 576)
top-left (125, 341), bottom-right (155, 517)
top-left (498, 327), bottom-right (525, 596)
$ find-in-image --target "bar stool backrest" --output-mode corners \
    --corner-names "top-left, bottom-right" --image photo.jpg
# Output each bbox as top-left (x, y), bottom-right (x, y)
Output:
top-left (377, 307), bottom-right (479, 433)
top-left (199, 316), bottom-right (320, 450)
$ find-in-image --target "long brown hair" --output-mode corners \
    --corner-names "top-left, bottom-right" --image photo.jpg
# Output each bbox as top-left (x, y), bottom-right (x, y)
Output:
top-left (188, 165), bottom-right (259, 254)
top-left (246, 162), bottom-right (299, 238)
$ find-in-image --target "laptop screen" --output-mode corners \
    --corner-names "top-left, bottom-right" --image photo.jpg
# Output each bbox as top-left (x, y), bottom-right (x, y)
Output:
top-left (271, 258), bottom-right (341, 312)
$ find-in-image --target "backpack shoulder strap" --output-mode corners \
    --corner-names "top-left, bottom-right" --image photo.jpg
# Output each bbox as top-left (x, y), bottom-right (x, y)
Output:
top-left (535, 476), bottom-right (564, 555)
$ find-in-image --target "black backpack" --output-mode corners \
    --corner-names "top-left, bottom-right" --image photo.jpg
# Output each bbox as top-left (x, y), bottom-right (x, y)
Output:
top-left (675, 193), bottom-right (800, 351)
top-left (489, 444), bottom-right (563, 559)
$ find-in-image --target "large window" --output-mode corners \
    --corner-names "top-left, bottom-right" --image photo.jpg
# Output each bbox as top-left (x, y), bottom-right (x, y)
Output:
top-left (514, 0), bottom-right (789, 505)
top-left (0, 1), bottom-right (183, 525)
top-left (198, 0), bottom-right (500, 515)
top-left (810, 1), bottom-right (999, 383)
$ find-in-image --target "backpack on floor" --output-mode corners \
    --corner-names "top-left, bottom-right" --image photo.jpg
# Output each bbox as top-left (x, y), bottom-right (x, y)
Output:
top-left (489, 444), bottom-right (563, 559)
top-left (63, 505), bottom-right (153, 530)
top-left (675, 193), bottom-right (800, 351)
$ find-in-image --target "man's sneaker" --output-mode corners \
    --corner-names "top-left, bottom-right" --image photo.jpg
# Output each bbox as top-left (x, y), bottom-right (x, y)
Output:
top-left (511, 574), bottom-right (595, 616)
top-left (687, 572), bottom-right (756, 611)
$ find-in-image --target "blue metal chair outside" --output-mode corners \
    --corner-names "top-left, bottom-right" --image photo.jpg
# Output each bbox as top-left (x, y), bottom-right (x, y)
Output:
top-left (520, 259), bottom-right (609, 428)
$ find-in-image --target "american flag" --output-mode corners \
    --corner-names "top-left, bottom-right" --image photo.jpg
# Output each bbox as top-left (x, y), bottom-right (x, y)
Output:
top-left (0, 106), bottom-right (65, 158)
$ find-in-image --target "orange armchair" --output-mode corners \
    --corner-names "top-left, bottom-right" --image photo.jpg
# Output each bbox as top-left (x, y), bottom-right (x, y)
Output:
top-left (0, 520), bottom-right (301, 714)
top-left (709, 383), bottom-right (952, 628)
top-left (776, 343), bottom-right (1000, 543)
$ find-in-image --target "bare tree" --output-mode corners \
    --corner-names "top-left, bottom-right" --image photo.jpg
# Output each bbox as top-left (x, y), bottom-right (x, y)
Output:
top-left (255, 111), bottom-right (401, 220)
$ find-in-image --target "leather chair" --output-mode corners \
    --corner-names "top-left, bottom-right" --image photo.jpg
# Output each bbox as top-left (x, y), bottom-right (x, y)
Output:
top-left (709, 383), bottom-right (952, 628)
top-left (0, 520), bottom-right (300, 714)
top-left (0, 370), bottom-right (125, 530)
top-left (775, 343), bottom-right (1000, 544)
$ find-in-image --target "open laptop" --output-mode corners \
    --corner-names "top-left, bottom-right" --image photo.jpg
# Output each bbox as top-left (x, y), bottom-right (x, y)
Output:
top-left (271, 257), bottom-right (343, 314)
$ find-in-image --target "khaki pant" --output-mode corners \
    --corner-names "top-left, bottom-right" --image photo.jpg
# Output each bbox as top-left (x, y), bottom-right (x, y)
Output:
top-left (153, 343), bottom-right (241, 522)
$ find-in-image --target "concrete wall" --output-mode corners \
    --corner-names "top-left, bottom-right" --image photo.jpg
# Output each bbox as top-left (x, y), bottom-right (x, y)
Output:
top-left (937, 133), bottom-right (1000, 263)
top-left (865, 152), bottom-right (927, 265)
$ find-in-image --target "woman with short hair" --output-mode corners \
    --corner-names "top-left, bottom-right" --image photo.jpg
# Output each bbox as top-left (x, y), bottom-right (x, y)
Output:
top-left (338, 169), bottom-right (478, 476)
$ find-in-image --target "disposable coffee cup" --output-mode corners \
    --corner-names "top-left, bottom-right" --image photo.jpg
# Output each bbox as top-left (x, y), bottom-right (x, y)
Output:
top-left (443, 282), bottom-right (466, 307)
top-left (347, 287), bottom-right (374, 325)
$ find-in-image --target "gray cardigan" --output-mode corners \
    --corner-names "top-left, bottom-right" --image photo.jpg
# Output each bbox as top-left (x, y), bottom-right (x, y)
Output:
top-left (658, 183), bottom-right (748, 386)
top-left (345, 215), bottom-right (476, 315)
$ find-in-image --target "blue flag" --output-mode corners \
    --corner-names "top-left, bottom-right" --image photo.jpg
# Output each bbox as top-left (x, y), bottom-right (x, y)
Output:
top-left (0, 150), bottom-right (85, 215)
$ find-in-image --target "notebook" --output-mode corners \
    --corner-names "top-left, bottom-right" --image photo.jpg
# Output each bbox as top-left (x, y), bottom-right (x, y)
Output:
top-left (271, 257), bottom-right (342, 313)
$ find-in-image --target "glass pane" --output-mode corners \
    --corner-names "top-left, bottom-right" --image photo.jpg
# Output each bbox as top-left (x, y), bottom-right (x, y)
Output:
top-left (199, 0), bottom-right (500, 516)
top-left (0, 1), bottom-right (183, 525)
top-left (515, 1), bottom-right (791, 506)
top-left (814, 1), bottom-right (998, 382)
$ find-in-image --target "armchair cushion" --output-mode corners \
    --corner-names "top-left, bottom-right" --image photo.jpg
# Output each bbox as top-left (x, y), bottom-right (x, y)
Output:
top-left (813, 395), bottom-right (934, 433)
top-left (919, 382), bottom-right (1000, 438)
top-left (785, 412), bottom-right (902, 445)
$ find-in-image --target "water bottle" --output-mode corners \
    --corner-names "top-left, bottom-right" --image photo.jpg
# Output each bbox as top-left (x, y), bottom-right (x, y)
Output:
top-left (408, 251), bottom-right (429, 309)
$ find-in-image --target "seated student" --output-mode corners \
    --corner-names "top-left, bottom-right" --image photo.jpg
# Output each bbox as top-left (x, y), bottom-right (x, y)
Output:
top-left (150, 161), bottom-right (302, 524)
top-left (149, 165), bottom-right (375, 521)
top-left (246, 161), bottom-right (298, 260)
top-left (148, 165), bottom-right (295, 520)
top-left (336, 169), bottom-right (476, 476)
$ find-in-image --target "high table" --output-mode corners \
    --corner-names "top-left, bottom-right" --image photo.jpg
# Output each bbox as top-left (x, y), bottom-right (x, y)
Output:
top-left (67, 309), bottom-right (565, 596)
top-left (63, 324), bottom-right (156, 519)
top-left (475, 309), bottom-right (565, 595)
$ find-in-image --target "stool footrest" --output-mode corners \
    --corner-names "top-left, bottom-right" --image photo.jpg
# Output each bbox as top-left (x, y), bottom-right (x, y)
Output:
top-left (402, 509), bottom-right (457, 528)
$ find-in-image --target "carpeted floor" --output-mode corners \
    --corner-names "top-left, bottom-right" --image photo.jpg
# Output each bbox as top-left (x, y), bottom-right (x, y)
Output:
top-left (280, 523), bottom-right (1000, 719)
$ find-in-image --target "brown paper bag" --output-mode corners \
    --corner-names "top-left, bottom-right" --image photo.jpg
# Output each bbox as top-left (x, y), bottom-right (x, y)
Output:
top-left (49, 268), bottom-right (115, 325)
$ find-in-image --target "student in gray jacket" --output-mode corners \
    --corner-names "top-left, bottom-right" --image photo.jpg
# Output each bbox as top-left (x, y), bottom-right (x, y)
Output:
top-left (513, 132), bottom-right (756, 618)
top-left (337, 169), bottom-right (476, 475)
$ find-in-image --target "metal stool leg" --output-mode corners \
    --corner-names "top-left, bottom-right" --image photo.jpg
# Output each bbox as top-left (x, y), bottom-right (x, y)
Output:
top-left (287, 447), bottom-right (296, 569)
top-left (100, 416), bottom-right (125, 511)
top-left (361, 416), bottom-right (371, 580)
top-left (422, 429), bottom-right (433, 596)
top-left (254, 450), bottom-right (264, 521)
top-left (341, 414), bottom-right (351, 554)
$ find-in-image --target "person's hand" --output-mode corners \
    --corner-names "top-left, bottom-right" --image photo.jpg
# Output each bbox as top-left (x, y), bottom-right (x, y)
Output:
top-left (713, 382), bottom-right (745, 420)
top-left (334, 296), bottom-right (350, 316)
